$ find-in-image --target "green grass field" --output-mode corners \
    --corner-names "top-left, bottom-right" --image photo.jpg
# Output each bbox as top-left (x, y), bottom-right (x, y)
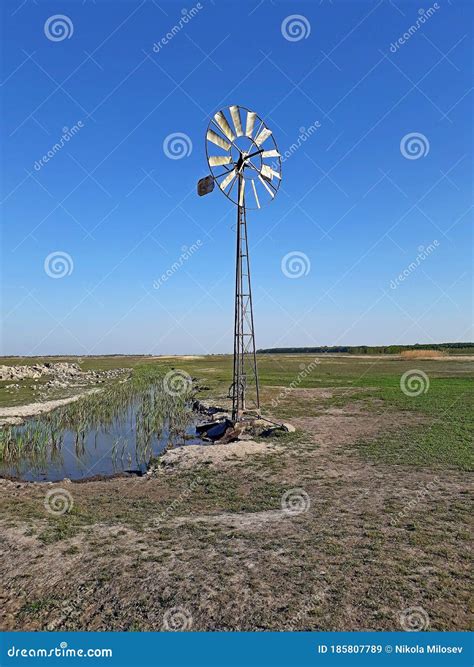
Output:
top-left (1, 353), bottom-right (472, 469)
top-left (0, 353), bottom-right (472, 631)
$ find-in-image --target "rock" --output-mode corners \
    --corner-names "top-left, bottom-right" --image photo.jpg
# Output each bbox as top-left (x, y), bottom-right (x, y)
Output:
top-left (237, 432), bottom-right (253, 441)
top-left (206, 420), bottom-right (232, 440)
top-left (124, 469), bottom-right (144, 477)
top-left (281, 422), bottom-right (296, 433)
top-left (196, 421), bottom-right (218, 434)
top-left (260, 427), bottom-right (279, 438)
top-left (217, 422), bottom-right (247, 444)
top-left (249, 418), bottom-right (271, 430)
top-left (259, 421), bottom-right (296, 437)
top-left (196, 419), bottom-right (234, 441)
top-left (211, 412), bottom-right (232, 422)
top-left (0, 362), bottom-right (128, 390)
top-left (192, 399), bottom-right (229, 416)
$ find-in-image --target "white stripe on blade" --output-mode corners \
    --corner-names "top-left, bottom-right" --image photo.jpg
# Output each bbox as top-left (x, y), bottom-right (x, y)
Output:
top-left (207, 130), bottom-right (231, 151)
top-left (229, 105), bottom-right (243, 137)
top-left (261, 164), bottom-right (281, 180)
top-left (245, 111), bottom-right (257, 137)
top-left (262, 149), bottom-right (280, 158)
top-left (209, 155), bottom-right (232, 166)
top-left (254, 127), bottom-right (272, 146)
top-left (220, 169), bottom-right (236, 190)
top-left (251, 179), bottom-right (260, 209)
top-left (258, 174), bottom-right (275, 197)
top-left (214, 111), bottom-right (235, 141)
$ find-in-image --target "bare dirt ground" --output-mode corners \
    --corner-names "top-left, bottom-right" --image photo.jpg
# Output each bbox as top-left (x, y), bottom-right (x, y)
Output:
top-left (0, 385), bottom-right (471, 632)
top-left (158, 439), bottom-right (278, 471)
top-left (157, 356), bottom-right (206, 361)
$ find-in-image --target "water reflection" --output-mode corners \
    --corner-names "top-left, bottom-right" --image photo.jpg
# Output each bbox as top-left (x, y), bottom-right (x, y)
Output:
top-left (0, 414), bottom-right (200, 482)
top-left (0, 377), bottom-right (199, 481)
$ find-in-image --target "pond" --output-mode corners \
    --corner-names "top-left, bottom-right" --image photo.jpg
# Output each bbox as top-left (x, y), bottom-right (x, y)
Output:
top-left (0, 414), bottom-right (202, 482)
top-left (0, 368), bottom-right (205, 482)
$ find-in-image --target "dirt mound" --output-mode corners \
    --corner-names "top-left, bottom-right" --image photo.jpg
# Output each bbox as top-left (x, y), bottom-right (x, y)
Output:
top-left (154, 440), bottom-right (278, 472)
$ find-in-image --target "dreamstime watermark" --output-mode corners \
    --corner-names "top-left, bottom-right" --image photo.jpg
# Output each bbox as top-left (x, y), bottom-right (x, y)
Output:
top-left (44, 488), bottom-right (74, 516)
top-left (44, 15), bottom-right (74, 41)
top-left (281, 488), bottom-right (311, 515)
top-left (152, 4), bottom-right (203, 53)
top-left (400, 132), bottom-right (430, 159)
top-left (271, 359), bottom-right (320, 408)
top-left (400, 369), bottom-right (430, 396)
top-left (389, 240), bottom-right (439, 289)
top-left (270, 122), bottom-right (321, 171)
top-left (162, 606), bottom-right (193, 631)
top-left (163, 369), bottom-right (193, 397)
top-left (163, 132), bottom-right (193, 159)
top-left (281, 251), bottom-right (311, 279)
top-left (155, 474), bottom-right (203, 525)
top-left (390, 477), bottom-right (439, 526)
top-left (7, 643), bottom-right (112, 659)
top-left (281, 15), bottom-right (311, 42)
top-left (153, 240), bottom-right (202, 289)
top-left (399, 606), bottom-right (430, 631)
top-left (44, 251), bottom-right (74, 279)
top-left (390, 4), bottom-right (440, 53)
top-left (34, 121), bottom-right (84, 171)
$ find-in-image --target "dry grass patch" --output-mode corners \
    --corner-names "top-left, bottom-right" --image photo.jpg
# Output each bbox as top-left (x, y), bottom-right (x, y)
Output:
top-left (401, 349), bottom-right (447, 359)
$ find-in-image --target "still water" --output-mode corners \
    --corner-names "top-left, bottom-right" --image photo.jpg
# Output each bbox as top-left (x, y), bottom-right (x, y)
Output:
top-left (0, 412), bottom-right (203, 482)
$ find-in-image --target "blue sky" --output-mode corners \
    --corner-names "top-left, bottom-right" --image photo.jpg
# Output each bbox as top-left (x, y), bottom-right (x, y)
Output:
top-left (1, 0), bottom-right (472, 355)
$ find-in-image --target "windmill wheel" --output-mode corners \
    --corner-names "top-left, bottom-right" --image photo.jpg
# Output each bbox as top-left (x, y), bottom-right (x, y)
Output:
top-left (205, 105), bottom-right (282, 210)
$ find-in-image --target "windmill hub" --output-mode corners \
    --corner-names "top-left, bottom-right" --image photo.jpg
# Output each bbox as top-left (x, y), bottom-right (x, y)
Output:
top-left (198, 105), bottom-right (282, 421)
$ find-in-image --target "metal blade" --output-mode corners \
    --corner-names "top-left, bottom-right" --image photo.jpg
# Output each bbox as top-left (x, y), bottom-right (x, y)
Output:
top-left (254, 127), bottom-right (272, 146)
top-left (262, 149), bottom-right (280, 158)
top-left (239, 178), bottom-right (245, 206)
top-left (245, 111), bottom-right (257, 137)
top-left (229, 105), bottom-right (243, 137)
top-left (220, 169), bottom-right (236, 190)
top-left (214, 111), bottom-right (235, 142)
top-left (258, 174), bottom-right (275, 197)
top-left (209, 155), bottom-right (233, 166)
top-left (251, 179), bottom-right (260, 209)
top-left (207, 129), bottom-right (231, 151)
top-left (261, 164), bottom-right (281, 180)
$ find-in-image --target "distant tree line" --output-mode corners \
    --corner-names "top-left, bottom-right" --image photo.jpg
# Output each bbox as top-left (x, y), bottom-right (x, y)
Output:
top-left (257, 343), bottom-right (474, 355)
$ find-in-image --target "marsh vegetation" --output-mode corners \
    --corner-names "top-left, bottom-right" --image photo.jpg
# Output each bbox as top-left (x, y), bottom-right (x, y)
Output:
top-left (0, 366), bottom-right (196, 481)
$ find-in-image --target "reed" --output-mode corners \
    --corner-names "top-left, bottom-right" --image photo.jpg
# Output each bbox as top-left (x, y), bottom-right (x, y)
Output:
top-left (0, 365), bottom-right (194, 472)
